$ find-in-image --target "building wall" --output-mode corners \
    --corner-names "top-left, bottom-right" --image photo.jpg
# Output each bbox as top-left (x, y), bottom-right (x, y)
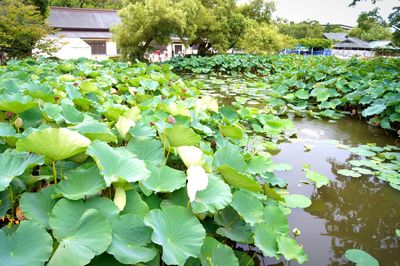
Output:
top-left (332, 49), bottom-right (374, 59)
top-left (41, 37), bottom-right (92, 59)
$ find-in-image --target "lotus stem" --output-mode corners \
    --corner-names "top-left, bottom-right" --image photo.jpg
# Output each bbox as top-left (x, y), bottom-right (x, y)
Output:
top-left (52, 161), bottom-right (57, 184)
top-left (9, 185), bottom-right (14, 219)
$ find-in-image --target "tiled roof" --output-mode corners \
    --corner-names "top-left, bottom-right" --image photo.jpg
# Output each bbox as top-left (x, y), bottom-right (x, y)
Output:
top-left (48, 7), bottom-right (119, 30)
top-left (323, 33), bottom-right (348, 42)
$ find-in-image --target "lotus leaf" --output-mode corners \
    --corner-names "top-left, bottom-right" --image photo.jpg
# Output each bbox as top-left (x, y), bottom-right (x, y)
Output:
top-left (16, 128), bottom-right (91, 161)
top-left (144, 206), bottom-right (206, 265)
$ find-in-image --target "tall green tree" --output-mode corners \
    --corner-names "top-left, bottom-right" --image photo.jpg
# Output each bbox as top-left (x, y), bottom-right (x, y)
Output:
top-left (238, 0), bottom-right (275, 24)
top-left (349, 8), bottom-right (392, 41)
top-left (112, 0), bottom-right (199, 61)
top-left (389, 7), bottom-right (400, 45)
top-left (277, 20), bottom-right (324, 39)
top-left (0, 0), bottom-right (52, 59)
top-left (30, 0), bottom-right (50, 17)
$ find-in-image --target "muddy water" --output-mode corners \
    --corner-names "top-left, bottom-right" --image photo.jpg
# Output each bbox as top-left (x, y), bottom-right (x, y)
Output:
top-left (273, 117), bottom-right (400, 266)
top-left (192, 75), bottom-right (400, 266)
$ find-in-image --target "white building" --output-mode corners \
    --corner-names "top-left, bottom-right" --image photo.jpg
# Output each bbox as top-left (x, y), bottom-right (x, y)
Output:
top-left (46, 7), bottom-right (195, 60)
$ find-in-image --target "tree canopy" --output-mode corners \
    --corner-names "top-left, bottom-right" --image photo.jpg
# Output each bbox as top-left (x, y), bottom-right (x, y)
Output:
top-left (349, 8), bottom-right (392, 41)
top-left (49, 0), bottom-right (122, 9)
top-left (277, 20), bottom-right (324, 39)
top-left (0, 0), bottom-right (52, 59)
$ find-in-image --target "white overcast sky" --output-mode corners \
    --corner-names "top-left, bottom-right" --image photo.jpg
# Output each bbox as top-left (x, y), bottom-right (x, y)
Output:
top-left (238, 0), bottom-right (399, 26)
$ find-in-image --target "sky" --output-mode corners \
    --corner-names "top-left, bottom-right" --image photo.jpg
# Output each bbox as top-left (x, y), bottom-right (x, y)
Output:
top-left (238, 0), bottom-right (399, 26)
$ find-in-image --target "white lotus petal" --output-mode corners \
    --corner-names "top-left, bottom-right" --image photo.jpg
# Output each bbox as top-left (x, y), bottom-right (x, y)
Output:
top-left (177, 146), bottom-right (203, 168)
top-left (116, 116), bottom-right (135, 139)
top-left (187, 166), bottom-right (209, 202)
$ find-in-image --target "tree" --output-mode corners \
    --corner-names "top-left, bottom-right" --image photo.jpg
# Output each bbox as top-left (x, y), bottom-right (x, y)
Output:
top-left (30, 0), bottom-right (50, 17)
top-left (277, 20), bottom-right (324, 39)
top-left (389, 7), bottom-right (400, 46)
top-left (112, 0), bottom-right (199, 61)
top-left (349, 8), bottom-right (392, 41)
top-left (50, 0), bottom-right (122, 9)
top-left (238, 0), bottom-right (275, 24)
top-left (0, 0), bottom-right (52, 59)
top-left (324, 23), bottom-right (348, 33)
top-left (237, 21), bottom-right (294, 54)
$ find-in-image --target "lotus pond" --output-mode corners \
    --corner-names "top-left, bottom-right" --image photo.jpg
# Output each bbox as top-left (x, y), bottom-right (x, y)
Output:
top-left (0, 55), bottom-right (399, 266)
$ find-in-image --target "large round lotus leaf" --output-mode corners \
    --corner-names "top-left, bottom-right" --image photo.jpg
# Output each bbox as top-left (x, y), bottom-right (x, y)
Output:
top-left (144, 206), bottom-right (206, 265)
top-left (141, 165), bottom-right (186, 193)
top-left (214, 144), bottom-right (247, 172)
top-left (20, 186), bottom-right (57, 228)
top-left (177, 146), bottom-right (204, 168)
top-left (337, 169), bottom-right (362, 178)
top-left (230, 190), bottom-right (264, 226)
top-left (107, 214), bottom-right (157, 264)
top-left (0, 220), bottom-right (53, 266)
top-left (264, 205), bottom-right (289, 234)
top-left (53, 164), bottom-right (106, 200)
top-left (219, 124), bottom-right (244, 139)
top-left (361, 104), bottom-right (386, 117)
top-left (192, 175), bottom-right (232, 214)
top-left (344, 249), bottom-right (379, 266)
top-left (282, 194), bottom-right (312, 208)
top-left (16, 128), bottom-right (91, 161)
top-left (49, 198), bottom-right (119, 231)
top-left (87, 140), bottom-right (150, 187)
top-left (200, 237), bottom-right (239, 266)
top-left (48, 209), bottom-right (112, 266)
top-left (164, 125), bottom-right (201, 147)
top-left (121, 189), bottom-right (149, 217)
top-left (254, 223), bottom-right (279, 258)
top-left (127, 137), bottom-right (165, 166)
top-left (214, 206), bottom-right (253, 244)
top-left (0, 93), bottom-right (37, 113)
top-left (71, 121), bottom-right (117, 143)
top-left (218, 165), bottom-right (261, 192)
top-left (0, 149), bottom-right (44, 191)
top-left (277, 236), bottom-right (308, 264)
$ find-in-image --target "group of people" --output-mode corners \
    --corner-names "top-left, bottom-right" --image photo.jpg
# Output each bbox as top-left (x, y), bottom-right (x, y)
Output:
top-left (146, 48), bottom-right (184, 63)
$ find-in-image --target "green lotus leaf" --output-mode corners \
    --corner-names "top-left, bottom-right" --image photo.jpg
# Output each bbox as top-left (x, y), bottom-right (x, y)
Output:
top-left (234, 250), bottom-right (255, 266)
top-left (294, 89), bottom-right (310, 100)
top-left (164, 125), bottom-right (201, 147)
top-left (344, 249), bottom-right (379, 266)
top-left (337, 169), bottom-right (362, 178)
top-left (20, 186), bottom-right (57, 228)
top-left (219, 124), bottom-right (244, 139)
top-left (264, 205), bottom-right (289, 233)
top-left (248, 156), bottom-right (274, 175)
top-left (144, 206), bottom-right (206, 265)
top-left (215, 206), bottom-right (253, 244)
top-left (0, 221), bottom-right (53, 266)
top-left (87, 140), bottom-right (150, 187)
top-left (199, 237), bottom-right (239, 266)
top-left (177, 146), bottom-right (204, 168)
top-left (54, 164), bottom-right (106, 200)
top-left (0, 122), bottom-right (17, 137)
top-left (395, 229), bottom-right (400, 237)
top-left (71, 120), bottom-right (117, 143)
top-left (107, 214), bottom-right (157, 264)
top-left (80, 81), bottom-right (98, 94)
top-left (121, 189), bottom-right (149, 217)
top-left (277, 235), bottom-right (308, 264)
top-left (115, 116), bottom-right (135, 139)
top-left (49, 197), bottom-right (119, 230)
top-left (362, 104), bottom-right (386, 117)
top-left (48, 209), bottom-right (112, 266)
top-left (16, 128), bottom-right (91, 161)
top-left (282, 194), bottom-right (312, 208)
top-left (348, 147), bottom-right (376, 157)
top-left (0, 93), bottom-right (37, 113)
top-left (127, 137), bottom-right (165, 166)
top-left (352, 167), bottom-right (374, 175)
top-left (305, 170), bottom-right (330, 188)
top-left (218, 165), bottom-right (262, 192)
top-left (214, 143), bottom-right (247, 172)
top-left (230, 190), bottom-right (264, 226)
top-left (141, 165), bottom-right (186, 193)
top-left (254, 223), bottom-right (279, 258)
top-left (192, 175), bottom-right (232, 214)
top-left (273, 163), bottom-right (293, 172)
top-left (0, 149), bottom-right (44, 191)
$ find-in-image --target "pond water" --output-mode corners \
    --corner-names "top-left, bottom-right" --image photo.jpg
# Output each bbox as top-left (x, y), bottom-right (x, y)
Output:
top-left (191, 75), bottom-right (400, 266)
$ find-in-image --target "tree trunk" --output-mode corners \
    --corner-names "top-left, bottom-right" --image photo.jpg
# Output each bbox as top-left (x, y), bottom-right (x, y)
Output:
top-left (197, 40), bottom-right (212, 56)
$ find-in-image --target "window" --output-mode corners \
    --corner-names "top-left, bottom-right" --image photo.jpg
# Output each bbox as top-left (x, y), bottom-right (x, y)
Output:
top-left (85, 40), bottom-right (106, 55)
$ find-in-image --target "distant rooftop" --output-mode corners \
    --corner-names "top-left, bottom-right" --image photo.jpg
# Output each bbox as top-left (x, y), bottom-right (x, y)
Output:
top-left (48, 7), bottom-right (119, 30)
top-left (323, 33), bottom-right (348, 42)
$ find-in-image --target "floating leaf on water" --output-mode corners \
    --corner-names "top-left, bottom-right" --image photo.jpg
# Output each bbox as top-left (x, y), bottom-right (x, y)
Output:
top-left (277, 235), bottom-right (308, 264)
top-left (344, 249), bottom-right (379, 266)
top-left (141, 165), bottom-right (186, 193)
top-left (218, 164), bottom-right (261, 192)
top-left (337, 169), bottom-right (362, 178)
top-left (199, 237), bottom-right (239, 266)
top-left (230, 190), bottom-right (264, 226)
top-left (282, 194), bottom-right (312, 208)
top-left (305, 170), bottom-right (330, 188)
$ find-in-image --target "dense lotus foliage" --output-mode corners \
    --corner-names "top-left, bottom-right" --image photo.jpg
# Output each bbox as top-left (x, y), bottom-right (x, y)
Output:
top-left (170, 55), bottom-right (400, 131)
top-left (0, 58), bottom-right (312, 265)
